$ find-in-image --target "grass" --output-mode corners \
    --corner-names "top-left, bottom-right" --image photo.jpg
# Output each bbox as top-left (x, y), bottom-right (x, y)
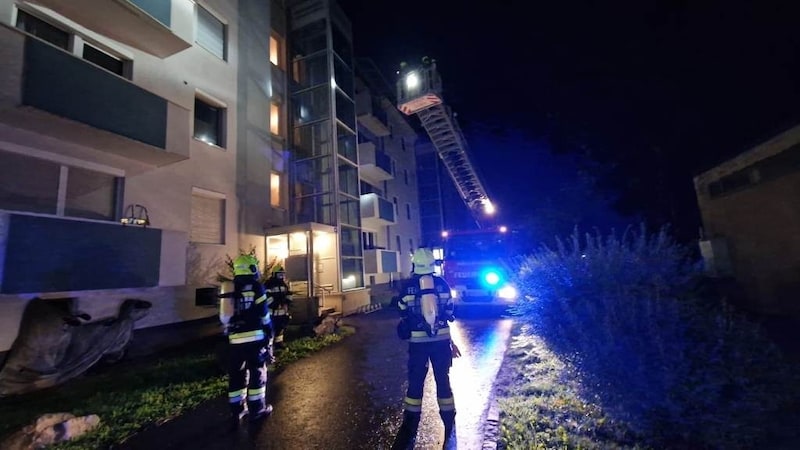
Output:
top-left (0, 325), bottom-right (354, 449)
top-left (494, 324), bottom-right (648, 450)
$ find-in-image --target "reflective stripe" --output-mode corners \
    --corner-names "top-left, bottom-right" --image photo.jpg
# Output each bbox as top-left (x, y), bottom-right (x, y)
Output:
top-left (408, 327), bottom-right (450, 343)
top-left (247, 386), bottom-right (266, 399)
top-left (229, 329), bottom-right (265, 344)
top-left (255, 294), bottom-right (267, 304)
top-left (404, 403), bottom-right (422, 412)
top-left (229, 388), bottom-right (246, 403)
top-left (272, 310), bottom-right (289, 316)
top-left (438, 397), bottom-right (456, 411)
top-left (403, 396), bottom-right (423, 412)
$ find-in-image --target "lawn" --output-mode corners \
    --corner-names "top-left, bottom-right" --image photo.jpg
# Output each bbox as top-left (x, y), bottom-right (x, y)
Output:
top-left (0, 326), bottom-right (354, 449)
top-left (494, 324), bottom-right (647, 450)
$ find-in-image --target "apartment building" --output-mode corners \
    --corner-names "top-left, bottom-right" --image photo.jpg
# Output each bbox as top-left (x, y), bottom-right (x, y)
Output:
top-left (0, 0), bottom-right (292, 361)
top-left (0, 0), bottom-right (424, 365)
top-left (354, 59), bottom-right (421, 287)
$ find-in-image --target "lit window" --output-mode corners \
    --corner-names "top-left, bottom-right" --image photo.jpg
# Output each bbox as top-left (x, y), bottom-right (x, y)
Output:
top-left (194, 98), bottom-right (225, 147)
top-left (270, 34), bottom-right (282, 67)
top-left (270, 172), bottom-right (281, 207)
top-left (270, 102), bottom-right (280, 135)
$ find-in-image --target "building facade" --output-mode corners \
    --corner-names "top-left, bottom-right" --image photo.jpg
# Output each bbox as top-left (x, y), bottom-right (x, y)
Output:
top-left (354, 60), bottom-right (421, 286)
top-left (0, 0), bottom-right (412, 364)
top-left (694, 123), bottom-right (800, 317)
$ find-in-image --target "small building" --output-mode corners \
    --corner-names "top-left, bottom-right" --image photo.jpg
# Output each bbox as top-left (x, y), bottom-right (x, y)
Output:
top-left (694, 124), bottom-right (800, 316)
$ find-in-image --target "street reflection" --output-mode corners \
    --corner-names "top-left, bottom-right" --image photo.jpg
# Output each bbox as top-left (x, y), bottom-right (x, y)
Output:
top-left (415, 317), bottom-right (514, 450)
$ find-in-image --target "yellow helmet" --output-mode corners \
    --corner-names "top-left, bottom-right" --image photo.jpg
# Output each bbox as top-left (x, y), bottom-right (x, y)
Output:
top-left (412, 248), bottom-right (436, 275)
top-left (233, 254), bottom-right (259, 277)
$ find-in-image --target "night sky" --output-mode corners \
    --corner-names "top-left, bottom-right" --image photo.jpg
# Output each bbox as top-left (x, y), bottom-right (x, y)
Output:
top-left (339, 0), bottom-right (800, 242)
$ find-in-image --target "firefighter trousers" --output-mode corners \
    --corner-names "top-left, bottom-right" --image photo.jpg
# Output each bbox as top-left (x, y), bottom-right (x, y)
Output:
top-left (404, 339), bottom-right (455, 414)
top-left (227, 340), bottom-right (269, 416)
top-left (271, 313), bottom-right (290, 345)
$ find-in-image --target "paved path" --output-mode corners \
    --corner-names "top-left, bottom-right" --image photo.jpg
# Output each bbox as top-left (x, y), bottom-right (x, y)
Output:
top-left (121, 307), bottom-right (513, 450)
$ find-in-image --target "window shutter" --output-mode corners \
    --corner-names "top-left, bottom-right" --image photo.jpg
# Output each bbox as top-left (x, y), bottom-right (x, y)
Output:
top-left (191, 193), bottom-right (225, 244)
top-left (196, 7), bottom-right (225, 59)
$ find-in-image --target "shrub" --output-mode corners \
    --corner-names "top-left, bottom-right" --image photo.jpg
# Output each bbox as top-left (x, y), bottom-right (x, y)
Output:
top-left (510, 224), bottom-right (799, 447)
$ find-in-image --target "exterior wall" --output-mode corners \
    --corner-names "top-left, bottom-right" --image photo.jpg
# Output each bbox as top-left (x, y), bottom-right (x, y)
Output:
top-left (354, 72), bottom-right (421, 287)
top-left (694, 124), bottom-right (800, 316)
top-left (381, 101), bottom-right (420, 279)
top-left (0, 0), bottom-right (289, 355)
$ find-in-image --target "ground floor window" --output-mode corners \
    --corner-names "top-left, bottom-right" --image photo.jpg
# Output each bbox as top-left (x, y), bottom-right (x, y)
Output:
top-left (0, 150), bottom-right (120, 220)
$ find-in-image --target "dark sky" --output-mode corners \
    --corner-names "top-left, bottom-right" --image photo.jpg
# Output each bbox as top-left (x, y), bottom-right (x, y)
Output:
top-left (339, 0), bottom-right (800, 239)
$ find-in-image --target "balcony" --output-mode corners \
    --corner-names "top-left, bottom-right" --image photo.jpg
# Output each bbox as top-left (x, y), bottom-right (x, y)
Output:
top-left (356, 96), bottom-right (390, 137)
top-left (0, 211), bottom-right (188, 294)
top-left (363, 248), bottom-right (400, 274)
top-left (0, 27), bottom-right (190, 166)
top-left (26, 0), bottom-right (193, 58)
top-left (360, 193), bottom-right (396, 227)
top-left (358, 141), bottom-right (393, 183)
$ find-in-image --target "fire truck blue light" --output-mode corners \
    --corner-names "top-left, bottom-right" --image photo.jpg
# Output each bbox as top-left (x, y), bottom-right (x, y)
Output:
top-left (484, 271), bottom-right (501, 285)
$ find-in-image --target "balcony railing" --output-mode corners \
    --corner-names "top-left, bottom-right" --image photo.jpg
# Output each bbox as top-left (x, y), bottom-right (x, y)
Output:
top-left (358, 141), bottom-right (393, 183)
top-left (360, 193), bottom-right (396, 227)
top-left (0, 27), bottom-right (190, 166)
top-left (26, 0), bottom-right (193, 58)
top-left (364, 248), bottom-right (399, 274)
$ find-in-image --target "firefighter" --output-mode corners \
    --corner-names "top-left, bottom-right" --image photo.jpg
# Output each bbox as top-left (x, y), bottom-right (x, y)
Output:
top-left (219, 254), bottom-right (274, 431)
top-left (392, 248), bottom-right (461, 450)
top-left (265, 263), bottom-right (292, 349)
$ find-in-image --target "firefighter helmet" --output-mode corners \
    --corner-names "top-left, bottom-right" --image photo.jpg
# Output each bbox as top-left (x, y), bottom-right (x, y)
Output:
top-left (233, 254), bottom-right (260, 277)
top-left (412, 248), bottom-right (436, 275)
top-left (271, 263), bottom-right (286, 278)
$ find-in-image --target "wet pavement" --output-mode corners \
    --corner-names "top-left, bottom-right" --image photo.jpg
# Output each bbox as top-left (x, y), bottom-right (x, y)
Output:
top-left (121, 307), bottom-right (513, 450)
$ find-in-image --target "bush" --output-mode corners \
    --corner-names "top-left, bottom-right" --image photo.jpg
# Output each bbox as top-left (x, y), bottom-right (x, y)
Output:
top-left (510, 224), bottom-right (799, 447)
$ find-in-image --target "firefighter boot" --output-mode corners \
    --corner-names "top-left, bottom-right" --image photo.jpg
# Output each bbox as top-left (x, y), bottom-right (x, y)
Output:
top-left (441, 410), bottom-right (457, 449)
top-left (391, 411), bottom-right (421, 450)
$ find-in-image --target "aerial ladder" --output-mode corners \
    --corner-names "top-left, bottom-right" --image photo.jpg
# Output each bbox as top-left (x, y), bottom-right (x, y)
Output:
top-left (395, 57), bottom-right (496, 229)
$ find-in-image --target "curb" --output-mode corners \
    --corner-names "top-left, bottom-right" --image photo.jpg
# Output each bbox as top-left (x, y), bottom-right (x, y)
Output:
top-left (482, 397), bottom-right (501, 450)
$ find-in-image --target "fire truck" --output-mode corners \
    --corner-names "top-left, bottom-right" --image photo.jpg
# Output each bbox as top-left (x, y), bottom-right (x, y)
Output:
top-left (440, 226), bottom-right (518, 307)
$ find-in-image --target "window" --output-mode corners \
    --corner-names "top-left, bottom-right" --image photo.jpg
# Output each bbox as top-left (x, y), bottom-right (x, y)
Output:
top-left (406, 203), bottom-right (411, 220)
top-left (409, 238), bottom-right (414, 252)
top-left (270, 102), bottom-right (281, 135)
top-left (194, 98), bottom-right (225, 147)
top-left (396, 235), bottom-right (402, 254)
top-left (401, 139), bottom-right (406, 152)
top-left (404, 169), bottom-right (409, 185)
top-left (191, 189), bottom-right (225, 244)
top-left (16, 10), bottom-right (69, 50)
top-left (270, 33), bottom-right (283, 68)
top-left (196, 5), bottom-right (226, 60)
top-left (270, 172), bottom-right (281, 207)
top-left (82, 43), bottom-right (126, 78)
top-left (0, 150), bottom-right (120, 220)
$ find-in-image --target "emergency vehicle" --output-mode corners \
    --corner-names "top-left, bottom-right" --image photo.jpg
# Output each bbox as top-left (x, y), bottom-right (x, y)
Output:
top-left (440, 226), bottom-right (518, 306)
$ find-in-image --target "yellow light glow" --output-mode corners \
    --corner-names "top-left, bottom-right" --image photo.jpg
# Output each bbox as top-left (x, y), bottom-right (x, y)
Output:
top-left (270, 103), bottom-right (280, 135)
top-left (270, 172), bottom-right (281, 207)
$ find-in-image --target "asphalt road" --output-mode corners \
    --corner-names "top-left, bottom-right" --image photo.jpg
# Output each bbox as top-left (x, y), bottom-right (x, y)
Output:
top-left (121, 307), bottom-right (513, 450)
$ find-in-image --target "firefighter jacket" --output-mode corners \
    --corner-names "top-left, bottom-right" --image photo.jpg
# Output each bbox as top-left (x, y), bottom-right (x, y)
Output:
top-left (264, 277), bottom-right (292, 317)
top-left (397, 273), bottom-right (454, 343)
top-left (226, 275), bottom-right (273, 345)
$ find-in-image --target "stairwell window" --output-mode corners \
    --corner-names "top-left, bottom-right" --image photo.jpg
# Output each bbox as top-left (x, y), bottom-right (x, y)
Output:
top-left (270, 33), bottom-right (284, 69)
top-left (270, 102), bottom-right (281, 136)
top-left (196, 5), bottom-right (227, 60)
top-left (270, 172), bottom-right (282, 207)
